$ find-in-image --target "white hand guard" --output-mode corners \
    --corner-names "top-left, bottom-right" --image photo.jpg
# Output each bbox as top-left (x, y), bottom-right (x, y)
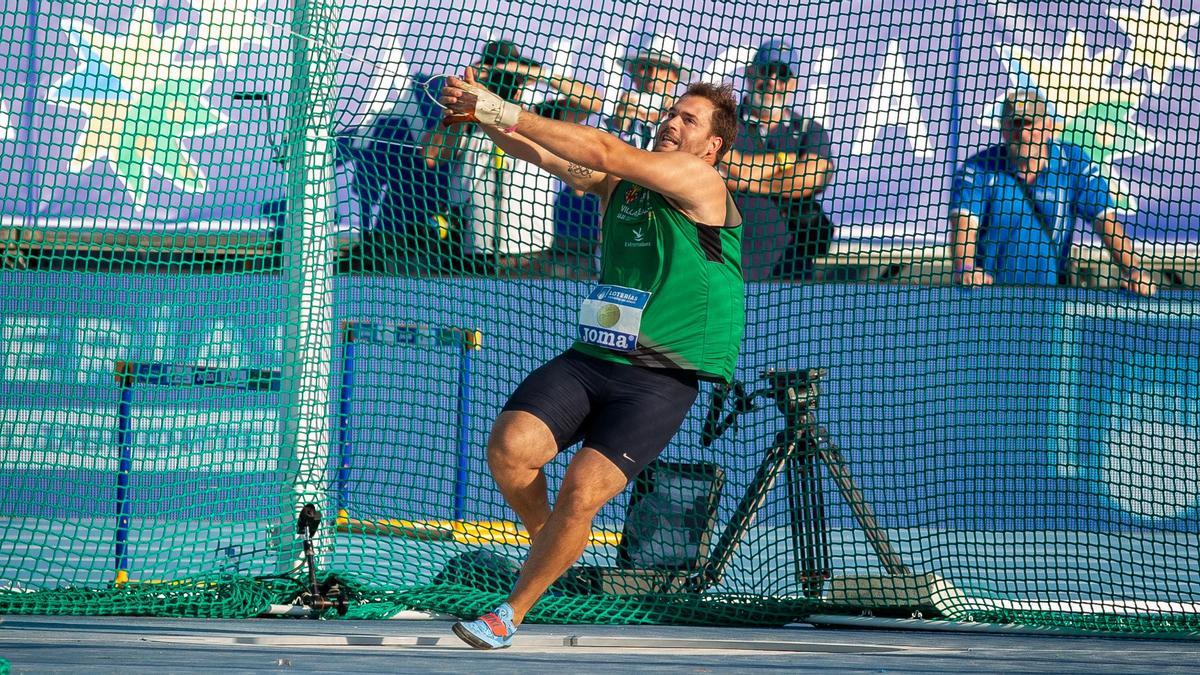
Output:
top-left (462, 81), bottom-right (521, 130)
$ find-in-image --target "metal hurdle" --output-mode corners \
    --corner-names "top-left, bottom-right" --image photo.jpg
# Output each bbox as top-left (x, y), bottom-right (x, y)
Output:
top-left (112, 361), bottom-right (282, 585)
top-left (110, 321), bottom-right (478, 586)
top-left (335, 321), bottom-right (482, 522)
top-left (333, 322), bottom-right (621, 547)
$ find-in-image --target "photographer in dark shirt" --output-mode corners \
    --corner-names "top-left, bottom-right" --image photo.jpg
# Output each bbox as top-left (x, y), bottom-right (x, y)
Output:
top-left (724, 40), bottom-right (835, 281)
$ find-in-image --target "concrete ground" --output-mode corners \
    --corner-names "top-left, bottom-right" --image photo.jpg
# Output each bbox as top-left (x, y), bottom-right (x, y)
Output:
top-left (3, 615), bottom-right (1200, 674)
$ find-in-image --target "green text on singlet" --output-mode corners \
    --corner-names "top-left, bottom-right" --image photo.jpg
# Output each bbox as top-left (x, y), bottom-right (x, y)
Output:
top-left (573, 180), bottom-right (745, 382)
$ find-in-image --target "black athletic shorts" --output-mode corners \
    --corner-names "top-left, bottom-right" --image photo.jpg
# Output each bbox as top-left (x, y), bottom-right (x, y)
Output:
top-left (502, 349), bottom-right (700, 480)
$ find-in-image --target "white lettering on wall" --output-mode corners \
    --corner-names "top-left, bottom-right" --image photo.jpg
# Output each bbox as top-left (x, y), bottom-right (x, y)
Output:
top-left (194, 319), bottom-right (247, 369)
top-left (3, 317), bottom-right (54, 382)
top-left (363, 35), bottom-right (413, 123)
top-left (599, 39), bottom-right (625, 120)
top-left (0, 100), bottom-right (13, 141)
top-left (0, 406), bottom-right (280, 471)
top-left (2, 309), bottom-right (284, 385)
top-left (75, 317), bottom-right (128, 384)
top-left (151, 305), bottom-right (172, 363)
top-left (808, 46), bottom-right (836, 132)
top-left (698, 45), bottom-right (758, 86)
top-left (852, 41), bottom-right (933, 159)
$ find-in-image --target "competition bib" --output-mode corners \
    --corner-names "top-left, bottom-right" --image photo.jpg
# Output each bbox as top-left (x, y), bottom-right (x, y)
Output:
top-left (578, 285), bottom-right (651, 352)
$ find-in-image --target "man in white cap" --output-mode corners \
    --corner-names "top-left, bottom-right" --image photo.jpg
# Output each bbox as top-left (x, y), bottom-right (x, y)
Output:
top-left (604, 32), bottom-right (687, 150)
top-left (950, 89), bottom-right (1156, 294)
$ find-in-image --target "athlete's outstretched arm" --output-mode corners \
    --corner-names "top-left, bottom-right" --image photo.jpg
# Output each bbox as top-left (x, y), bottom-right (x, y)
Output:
top-left (506, 105), bottom-right (722, 213)
top-left (473, 123), bottom-right (611, 196)
top-left (440, 71), bottom-right (723, 215)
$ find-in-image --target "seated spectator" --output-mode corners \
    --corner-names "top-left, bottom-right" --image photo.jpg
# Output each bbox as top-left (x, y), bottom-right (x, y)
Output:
top-left (339, 111), bottom-right (454, 274)
top-left (544, 183), bottom-right (601, 279)
top-left (950, 90), bottom-right (1155, 295)
top-left (329, 90), bottom-right (461, 275)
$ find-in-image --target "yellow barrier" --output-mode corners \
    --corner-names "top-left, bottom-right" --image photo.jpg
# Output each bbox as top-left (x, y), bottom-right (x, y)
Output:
top-left (336, 510), bottom-right (621, 547)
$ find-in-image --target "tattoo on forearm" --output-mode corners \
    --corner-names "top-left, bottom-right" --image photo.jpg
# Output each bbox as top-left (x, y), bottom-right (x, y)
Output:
top-left (567, 162), bottom-right (594, 179)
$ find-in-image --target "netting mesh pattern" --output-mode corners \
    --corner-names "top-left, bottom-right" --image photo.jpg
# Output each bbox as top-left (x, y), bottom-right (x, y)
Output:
top-left (1, 0), bottom-right (1199, 634)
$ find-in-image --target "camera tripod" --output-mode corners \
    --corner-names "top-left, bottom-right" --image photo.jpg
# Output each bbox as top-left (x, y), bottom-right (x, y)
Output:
top-left (290, 504), bottom-right (349, 619)
top-left (699, 368), bottom-right (910, 596)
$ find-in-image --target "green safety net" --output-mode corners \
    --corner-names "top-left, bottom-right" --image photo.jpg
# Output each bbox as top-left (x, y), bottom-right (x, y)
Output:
top-left (1, 0), bottom-right (1198, 637)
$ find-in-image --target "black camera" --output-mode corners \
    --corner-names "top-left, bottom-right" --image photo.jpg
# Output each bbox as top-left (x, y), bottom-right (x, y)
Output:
top-left (763, 367), bottom-right (825, 416)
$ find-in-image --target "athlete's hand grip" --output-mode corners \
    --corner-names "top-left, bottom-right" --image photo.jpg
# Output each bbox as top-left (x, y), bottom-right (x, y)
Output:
top-left (440, 111), bottom-right (478, 128)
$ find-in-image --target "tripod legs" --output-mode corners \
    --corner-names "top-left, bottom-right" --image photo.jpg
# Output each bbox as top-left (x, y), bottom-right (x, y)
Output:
top-left (817, 441), bottom-right (911, 576)
top-left (698, 416), bottom-right (910, 594)
top-left (787, 433), bottom-right (831, 597)
top-left (786, 422), bottom-right (912, 595)
top-left (699, 369), bottom-right (910, 596)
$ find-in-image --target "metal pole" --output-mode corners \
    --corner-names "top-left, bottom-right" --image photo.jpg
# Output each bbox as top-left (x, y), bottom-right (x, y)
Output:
top-left (277, 0), bottom-right (338, 575)
top-left (335, 323), bottom-right (357, 515)
top-left (492, 147), bottom-right (504, 274)
top-left (798, 425), bottom-right (831, 595)
top-left (785, 441), bottom-right (804, 586)
top-left (947, 0), bottom-right (964, 167)
top-left (453, 341), bottom-right (473, 520)
top-left (114, 368), bottom-right (135, 585)
top-left (18, 0), bottom-right (40, 232)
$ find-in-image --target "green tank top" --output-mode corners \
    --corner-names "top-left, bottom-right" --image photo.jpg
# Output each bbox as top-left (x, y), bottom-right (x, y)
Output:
top-left (573, 180), bottom-right (745, 382)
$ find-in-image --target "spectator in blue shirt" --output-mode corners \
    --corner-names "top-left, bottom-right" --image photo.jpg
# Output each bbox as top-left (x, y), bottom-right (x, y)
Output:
top-left (950, 90), bottom-right (1156, 295)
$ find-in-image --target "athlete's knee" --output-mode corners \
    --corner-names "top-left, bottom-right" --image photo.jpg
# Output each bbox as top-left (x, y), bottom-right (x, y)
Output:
top-left (487, 411), bottom-right (557, 471)
top-left (553, 487), bottom-right (614, 522)
top-left (555, 449), bottom-right (629, 519)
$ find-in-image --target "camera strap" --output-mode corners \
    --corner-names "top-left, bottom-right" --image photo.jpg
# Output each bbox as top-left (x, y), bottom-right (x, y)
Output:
top-left (1008, 172), bottom-right (1071, 285)
top-left (1010, 174), bottom-right (1058, 244)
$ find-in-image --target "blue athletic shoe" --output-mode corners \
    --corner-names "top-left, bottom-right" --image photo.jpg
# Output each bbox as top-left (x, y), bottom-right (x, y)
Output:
top-left (452, 603), bottom-right (517, 650)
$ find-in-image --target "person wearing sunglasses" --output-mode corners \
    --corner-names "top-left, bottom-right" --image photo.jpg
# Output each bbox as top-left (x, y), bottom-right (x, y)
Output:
top-left (950, 89), bottom-right (1156, 295)
top-left (604, 32), bottom-right (687, 150)
top-left (421, 40), bottom-right (601, 276)
top-left (722, 39), bottom-right (836, 282)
